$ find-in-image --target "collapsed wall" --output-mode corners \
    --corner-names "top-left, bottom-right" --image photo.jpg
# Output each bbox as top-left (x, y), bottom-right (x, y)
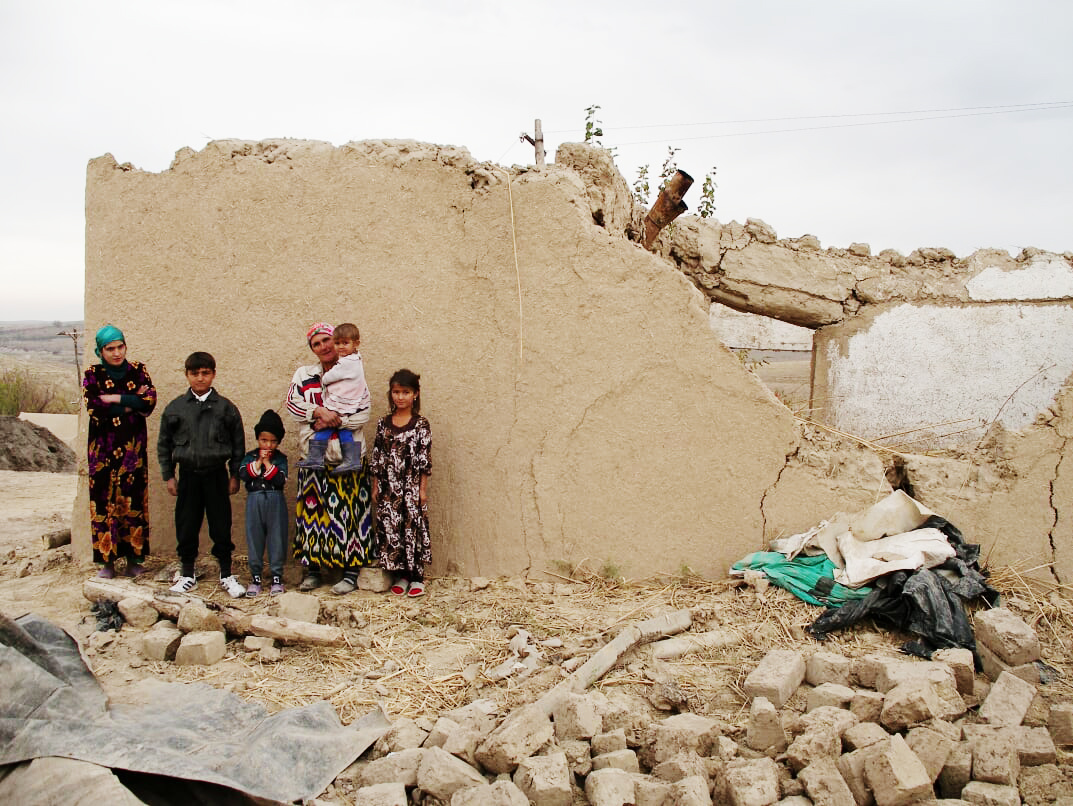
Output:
top-left (658, 212), bottom-right (1073, 585)
top-left (77, 138), bottom-right (852, 579)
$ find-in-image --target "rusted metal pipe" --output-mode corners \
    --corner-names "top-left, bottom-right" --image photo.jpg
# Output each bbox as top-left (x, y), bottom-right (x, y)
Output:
top-left (642, 170), bottom-right (693, 249)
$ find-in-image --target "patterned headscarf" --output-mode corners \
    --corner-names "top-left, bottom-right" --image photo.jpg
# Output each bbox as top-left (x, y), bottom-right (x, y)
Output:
top-left (94, 324), bottom-right (125, 357)
top-left (306, 322), bottom-right (334, 345)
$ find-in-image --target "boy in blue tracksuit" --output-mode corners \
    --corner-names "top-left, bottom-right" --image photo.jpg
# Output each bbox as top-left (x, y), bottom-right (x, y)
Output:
top-left (239, 410), bottom-right (289, 596)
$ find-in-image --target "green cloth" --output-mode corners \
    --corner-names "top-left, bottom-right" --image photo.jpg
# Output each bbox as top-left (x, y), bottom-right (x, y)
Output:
top-left (732, 551), bottom-right (872, 607)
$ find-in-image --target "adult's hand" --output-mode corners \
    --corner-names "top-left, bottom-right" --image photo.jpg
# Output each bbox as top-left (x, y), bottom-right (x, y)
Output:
top-left (166, 478), bottom-right (178, 496)
top-left (312, 407), bottom-right (342, 430)
top-left (100, 393), bottom-right (122, 405)
top-left (229, 477), bottom-right (240, 495)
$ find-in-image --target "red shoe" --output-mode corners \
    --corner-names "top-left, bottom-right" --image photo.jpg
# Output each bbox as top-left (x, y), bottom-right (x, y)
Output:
top-left (407, 582), bottom-right (425, 597)
top-left (390, 579), bottom-right (408, 595)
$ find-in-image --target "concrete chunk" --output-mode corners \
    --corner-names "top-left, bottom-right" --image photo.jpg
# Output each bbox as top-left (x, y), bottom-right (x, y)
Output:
top-left (359, 748), bottom-right (424, 787)
top-left (1015, 726), bottom-right (1057, 766)
top-left (807, 683), bottom-right (855, 712)
top-left (971, 731), bottom-right (1019, 786)
top-left (177, 601), bottom-right (222, 633)
top-left (798, 757), bottom-right (856, 806)
top-left (1049, 702), bottom-right (1073, 745)
top-left (475, 703), bottom-right (555, 773)
top-left (373, 718), bottom-right (430, 756)
top-left (905, 725), bottom-right (955, 782)
top-left (443, 723), bottom-right (482, 766)
top-left (243, 635), bottom-right (275, 651)
top-left (140, 622), bottom-right (182, 661)
top-left (786, 728), bottom-right (841, 774)
top-left (668, 775), bottom-right (712, 806)
top-left (725, 757), bottom-right (780, 806)
top-left (553, 692), bottom-right (602, 740)
top-left (806, 650), bottom-right (854, 688)
top-left (978, 671), bottom-right (1036, 727)
top-left (837, 742), bottom-right (886, 806)
top-left (863, 735), bottom-right (933, 806)
top-left (873, 658), bottom-right (956, 694)
top-left (652, 751), bottom-right (708, 785)
top-left (592, 729), bottom-right (628, 755)
top-left (933, 647), bottom-right (976, 695)
top-left (592, 749), bottom-right (640, 774)
top-left (117, 597), bottom-right (159, 628)
top-left (173, 630), bottom-right (226, 665)
top-left (842, 722), bottom-right (890, 751)
top-left (452, 780), bottom-right (529, 806)
top-left (880, 681), bottom-right (939, 731)
top-left (640, 713), bottom-right (720, 767)
top-left (356, 782), bottom-right (408, 806)
top-left (275, 591), bottom-right (320, 623)
top-left (850, 690), bottom-right (885, 723)
top-left (974, 608), bottom-right (1041, 667)
top-left (632, 775), bottom-right (673, 806)
top-left (960, 780), bottom-right (1021, 806)
top-left (585, 768), bottom-right (635, 806)
top-left (512, 752), bottom-right (571, 806)
top-left (358, 567), bottom-right (394, 592)
top-left (425, 716), bottom-right (461, 749)
top-left (560, 739), bottom-right (591, 777)
top-left (746, 696), bottom-right (788, 752)
top-left (417, 746), bottom-right (487, 800)
top-left (938, 741), bottom-right (972, 799)
top-left (796, 706), bottom-right (860, 738)
top-left (744, 650), bottom-right (806, 709)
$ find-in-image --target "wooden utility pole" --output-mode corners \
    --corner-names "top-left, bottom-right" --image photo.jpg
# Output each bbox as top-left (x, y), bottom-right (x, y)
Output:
top-left (519, 119), bottom-right (546, 167)
top-left (58, 328), bottom-right (82, 381)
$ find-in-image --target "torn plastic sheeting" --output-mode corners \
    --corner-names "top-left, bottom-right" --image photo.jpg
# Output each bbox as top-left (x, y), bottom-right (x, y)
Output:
top-left (835, 526), bottom-right (956, 587)
top-left (731, 552), bottom-right (872, 608)
top-left (807, 516), bottom-right (999, 658)
top-left (0, 611), bottom-right (390, 805)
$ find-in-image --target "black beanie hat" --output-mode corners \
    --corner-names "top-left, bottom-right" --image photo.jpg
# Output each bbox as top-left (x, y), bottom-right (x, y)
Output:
top-left (254, 409), bottom-right (285, 442)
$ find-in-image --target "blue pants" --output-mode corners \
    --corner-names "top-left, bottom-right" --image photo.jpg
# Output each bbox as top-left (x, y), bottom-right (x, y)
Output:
top-left (312, 428), bottom-right (354, 442)
top-left (245, 490), bottom-right (288, 578)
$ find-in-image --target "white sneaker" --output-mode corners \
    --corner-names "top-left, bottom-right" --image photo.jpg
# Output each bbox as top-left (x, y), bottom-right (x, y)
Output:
top-left (170, 575), bottom-right (197, 593)
top-left (220, 575), bottom-right (245, 599)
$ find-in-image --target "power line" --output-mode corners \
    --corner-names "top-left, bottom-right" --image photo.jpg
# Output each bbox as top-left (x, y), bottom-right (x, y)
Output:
top-left (545, 102), bottom-right (1073, 144)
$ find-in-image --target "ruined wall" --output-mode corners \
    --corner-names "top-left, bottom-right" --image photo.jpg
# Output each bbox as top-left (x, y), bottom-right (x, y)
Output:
top-left (77, 139), bottom-right (808, 579)
top-left (661, 216), bottom-right (1073, 585)
top-left (708, 303), bottom-right (813, 351)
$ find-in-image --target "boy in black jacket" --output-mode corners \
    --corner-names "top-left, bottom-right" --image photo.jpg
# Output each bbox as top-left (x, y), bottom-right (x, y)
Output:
top-left (157, 351), bottom-right (245, 597)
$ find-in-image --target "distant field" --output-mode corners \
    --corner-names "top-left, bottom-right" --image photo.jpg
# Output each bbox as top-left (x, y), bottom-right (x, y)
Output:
top-left (0, 320), bottom-right (83, 359)
top-left (0, 321), bottom-right (84, 412)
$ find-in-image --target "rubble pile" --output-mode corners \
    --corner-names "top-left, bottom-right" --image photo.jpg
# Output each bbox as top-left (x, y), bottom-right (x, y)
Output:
top-left (313, 607), bottom-right (1068, 806)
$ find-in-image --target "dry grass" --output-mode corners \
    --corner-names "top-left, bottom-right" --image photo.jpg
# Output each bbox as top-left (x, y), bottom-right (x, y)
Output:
top-left (161, 561), bottom-right (1073, 726)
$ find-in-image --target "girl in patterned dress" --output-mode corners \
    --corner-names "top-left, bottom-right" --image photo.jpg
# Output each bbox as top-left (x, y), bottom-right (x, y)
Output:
top-left (82, 324), bottom-right (157, 577)
top-left (369, 369), bottom-right (431, 597)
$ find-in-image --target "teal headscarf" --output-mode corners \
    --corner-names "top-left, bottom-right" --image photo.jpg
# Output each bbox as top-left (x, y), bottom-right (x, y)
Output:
top-left (94, 324), bottom-right (125, 357)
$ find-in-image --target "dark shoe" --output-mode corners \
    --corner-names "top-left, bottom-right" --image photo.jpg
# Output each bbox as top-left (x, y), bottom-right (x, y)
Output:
top-left (299, 573), bottom-right (322, 591)
top-left (330, 440), bottom-right (362, 475)
top-left (96, 566), bottom-right (116, 579)
top-left (297, 439), bottom-right (329, 469)
top-left (125, 563), bottom-right (147, 578)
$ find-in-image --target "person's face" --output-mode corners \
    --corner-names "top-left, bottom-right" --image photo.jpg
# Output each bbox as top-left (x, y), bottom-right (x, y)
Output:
top-left (334, 338), bottom-right (358, 357)
top-left (186, 367), bottom-right (216, 396)
top-left (101, 340), bottom-right (126, 367)
top-left (391, 383), bottom-right (417, 413)
top-left (310, 333), bottom-right (338, 366)
top-left (257, 434), bottom-right (279, 453)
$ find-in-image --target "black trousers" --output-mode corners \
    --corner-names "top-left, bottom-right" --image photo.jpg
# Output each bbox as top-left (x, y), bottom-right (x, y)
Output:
top-left (175, 465), bottom-right (233, 572)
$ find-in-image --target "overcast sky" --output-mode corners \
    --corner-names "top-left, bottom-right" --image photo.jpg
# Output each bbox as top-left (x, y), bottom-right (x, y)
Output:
top-left (1, 0), bottom-right (1070, 321)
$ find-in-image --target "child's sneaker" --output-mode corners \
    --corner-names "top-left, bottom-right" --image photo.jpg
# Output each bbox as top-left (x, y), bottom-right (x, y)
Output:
top-left (170, 575), bottom-right (196, 593)
top-left (246, 576), bottom-right (262, 597)
top-left (270, 576), bottom-right (285, 596)
top-left (220, 575), bottom-right (245, 599)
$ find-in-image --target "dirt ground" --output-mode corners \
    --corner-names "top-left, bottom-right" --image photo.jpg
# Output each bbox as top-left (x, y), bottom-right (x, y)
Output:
top-left (3, 468), bottom-right (1073, 735)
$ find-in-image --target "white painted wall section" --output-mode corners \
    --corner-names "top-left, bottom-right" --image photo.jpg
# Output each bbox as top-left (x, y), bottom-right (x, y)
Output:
top-left (826, 303), bottom-right (1073, 444)
top-left (709, 302), bottom-right (814, 350)
top-left (967, 253), bottom-right (1073, 301)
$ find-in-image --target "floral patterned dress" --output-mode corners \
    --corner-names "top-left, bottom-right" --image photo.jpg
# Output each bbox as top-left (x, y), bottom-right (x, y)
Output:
top-left (369, 414), bottom-right (432, 575)
top-left (83, 360), bottom-right (157, 564)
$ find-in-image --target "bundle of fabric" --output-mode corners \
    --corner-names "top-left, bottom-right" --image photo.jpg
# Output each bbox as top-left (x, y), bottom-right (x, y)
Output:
top-left (731, 490), bottom-right (998, 658)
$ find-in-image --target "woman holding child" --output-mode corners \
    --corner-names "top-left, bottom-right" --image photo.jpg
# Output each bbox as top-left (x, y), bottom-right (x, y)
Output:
top-left (83, 324), bottom-right (157, 577)
top-left (286, 322), bottom-right (375, 594)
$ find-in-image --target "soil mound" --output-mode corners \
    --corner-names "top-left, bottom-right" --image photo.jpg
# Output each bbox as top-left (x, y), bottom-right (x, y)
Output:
top-left (0, 416), bottom-right (76, 472)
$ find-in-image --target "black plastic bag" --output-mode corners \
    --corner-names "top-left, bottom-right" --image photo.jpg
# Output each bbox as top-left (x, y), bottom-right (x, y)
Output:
top-left (806, 516), bottom-right (999, 660)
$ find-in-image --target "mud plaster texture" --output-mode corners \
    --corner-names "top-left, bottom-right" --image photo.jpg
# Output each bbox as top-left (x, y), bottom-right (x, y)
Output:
top-left (659, 211), bottom-right (1073, 587)
top-left (76, 138), bottom-right (881, 579)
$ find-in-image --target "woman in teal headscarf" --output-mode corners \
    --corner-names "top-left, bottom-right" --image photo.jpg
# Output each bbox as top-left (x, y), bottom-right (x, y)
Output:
top-left (82, 324), bottom-right (157, 577)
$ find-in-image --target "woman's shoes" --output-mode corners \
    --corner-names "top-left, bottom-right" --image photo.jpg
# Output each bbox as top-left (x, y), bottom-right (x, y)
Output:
top-left (96, 566), bottom-right (116, 579)
top-left (125, 563), bottom-right (147, 578)
top-left (331, 576), bottom-right (357, 595)
top-left (406, 581), bottom-right (425, 597)
top-left (390, 578), bottom-right (409, 595)
top-left (299, 573), bottom-right (322, 591)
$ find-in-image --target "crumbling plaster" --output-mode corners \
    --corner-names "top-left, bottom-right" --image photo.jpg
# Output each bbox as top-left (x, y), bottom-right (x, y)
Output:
top-left (657, 204), bottom-right (1073, 585)
top-left (76, 138), bottom-right (860, 580)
